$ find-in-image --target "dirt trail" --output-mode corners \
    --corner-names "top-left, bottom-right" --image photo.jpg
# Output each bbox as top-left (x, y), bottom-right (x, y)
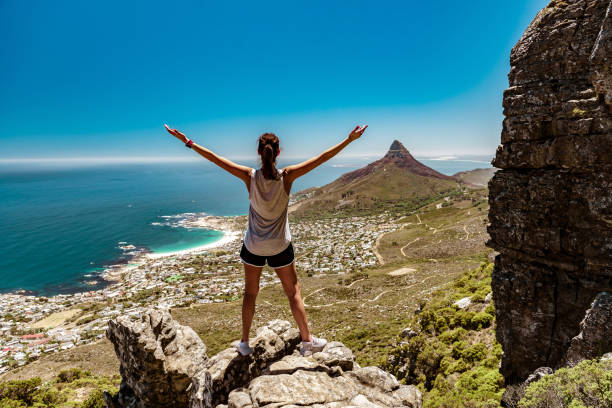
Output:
top-left (372, 232), bottom-right (388, 265)
top-left (303, 272), bottom-right (441, 308)
top-left (400, 238), bottom-right (421, 257)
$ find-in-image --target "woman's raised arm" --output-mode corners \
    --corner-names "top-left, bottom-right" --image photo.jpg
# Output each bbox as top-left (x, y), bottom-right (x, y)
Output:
top-left (283, 125), bottom-right (368, 184)
top-left (164, 124), bottom-right (252, 188)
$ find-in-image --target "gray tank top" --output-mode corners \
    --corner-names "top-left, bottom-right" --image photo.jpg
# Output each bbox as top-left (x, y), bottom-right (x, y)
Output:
top-left (243, 168), bottom-right (291, 256)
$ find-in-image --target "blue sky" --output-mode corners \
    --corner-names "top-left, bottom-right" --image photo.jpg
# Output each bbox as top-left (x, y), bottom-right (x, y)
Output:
top-left (0, 0), bottom-right (549, 161)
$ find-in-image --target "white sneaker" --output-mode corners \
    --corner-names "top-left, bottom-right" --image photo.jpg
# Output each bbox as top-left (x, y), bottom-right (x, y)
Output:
top-left (300, 335), bottom-right (327, 356)
top-left (236, 341), bottom-right (253, 356)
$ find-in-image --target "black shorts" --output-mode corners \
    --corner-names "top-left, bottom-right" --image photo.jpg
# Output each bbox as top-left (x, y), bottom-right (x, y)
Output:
top-left (240, 242), bottom-right (295, 268)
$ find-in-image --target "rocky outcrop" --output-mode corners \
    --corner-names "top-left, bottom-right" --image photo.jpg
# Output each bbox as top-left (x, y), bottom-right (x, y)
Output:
top-left (565, 291), bottom-right (612, 366)
top-left (225, 353), bottom-right (422, 408)
top-left (487, 0), bottom-right (612, 401)
top-left (205, 320), bottom-right (301, 406)
top-left (104, 309), bottom-right (212, 408)
top-left (104, 310), bottom-right (422, 408)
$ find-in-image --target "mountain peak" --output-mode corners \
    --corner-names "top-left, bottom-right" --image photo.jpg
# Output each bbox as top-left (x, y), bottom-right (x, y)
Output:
top-left (334, 139), bottom-right (454, 184)
top-left (385, 139), bottom-right (412, 160)
top-left (388, 139), bottom-right (407, 152)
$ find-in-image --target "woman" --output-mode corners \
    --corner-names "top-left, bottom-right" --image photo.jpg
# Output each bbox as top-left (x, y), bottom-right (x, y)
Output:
top-left (164, 123), bottom-right (368, 356)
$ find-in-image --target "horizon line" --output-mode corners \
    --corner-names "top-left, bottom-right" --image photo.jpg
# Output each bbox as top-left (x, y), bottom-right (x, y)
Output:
top-left (0, 152), bottom-right (495, 164)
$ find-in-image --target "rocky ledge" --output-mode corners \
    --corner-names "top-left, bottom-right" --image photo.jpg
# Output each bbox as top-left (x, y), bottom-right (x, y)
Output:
top-left (103, 309), bottom-right (422, 408)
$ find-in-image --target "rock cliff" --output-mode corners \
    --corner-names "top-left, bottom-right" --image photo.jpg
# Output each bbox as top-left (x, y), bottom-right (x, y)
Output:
top-left (487, 0), bottom-right (612, 399)
top-left (104, 310), bottom-right (422, 408)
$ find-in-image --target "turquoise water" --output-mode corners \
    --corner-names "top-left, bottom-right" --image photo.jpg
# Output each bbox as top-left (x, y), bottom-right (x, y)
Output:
top-left (148, 229), bottom-right (224, 254)
top-left (0, 157), bottom-right (491, 296)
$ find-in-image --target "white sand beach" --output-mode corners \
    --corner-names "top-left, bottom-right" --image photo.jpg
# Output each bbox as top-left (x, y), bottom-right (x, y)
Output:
top-left (145, 230), bottom-right (242, 259)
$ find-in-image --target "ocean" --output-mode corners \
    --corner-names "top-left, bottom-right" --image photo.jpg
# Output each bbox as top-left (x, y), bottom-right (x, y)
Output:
top-left (0, 156), bottom-right (491, 296)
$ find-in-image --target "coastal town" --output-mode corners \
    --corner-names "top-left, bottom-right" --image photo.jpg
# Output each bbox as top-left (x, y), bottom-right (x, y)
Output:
top-left (0, 212), bottom-right (400, 374)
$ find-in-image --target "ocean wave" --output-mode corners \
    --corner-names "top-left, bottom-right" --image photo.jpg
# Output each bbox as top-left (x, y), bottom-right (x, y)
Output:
top-left (151, 212), bottom-right (209, 228)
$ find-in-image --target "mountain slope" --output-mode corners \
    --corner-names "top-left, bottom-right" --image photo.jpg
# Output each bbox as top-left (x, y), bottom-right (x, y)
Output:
top-left (291, 140), bottom-right (460, 217)
top-left (337, 140), bottom-right (454, 184)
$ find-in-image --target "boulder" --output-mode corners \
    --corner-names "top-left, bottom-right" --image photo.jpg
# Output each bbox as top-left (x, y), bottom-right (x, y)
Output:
top-left (565, 292), bottom-right (612, 366)
top-left (205, 319), bottom-right (301, 406)
top-left (401, 327), bottom-right (418, 339)
top-left (524, 367), bottom-right (553, 386)
top-left (104, 309), bottom-right (212, 408)
top-left (312, 341), bottom-right (355, 371)
top-left (453, 297), bottom-right (471, 310)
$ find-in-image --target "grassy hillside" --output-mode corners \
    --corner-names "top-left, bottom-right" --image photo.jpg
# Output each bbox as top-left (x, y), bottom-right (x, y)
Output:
top-left (380, 262), bottom-right (505, 408)
top-left (376, 189), bottom-right (489, 264)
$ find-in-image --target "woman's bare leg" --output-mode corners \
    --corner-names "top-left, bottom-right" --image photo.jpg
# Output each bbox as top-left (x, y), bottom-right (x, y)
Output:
top-left (274, 262), bottom-right (312, 342)
top-left (241, 263), bottom-right (262, 342)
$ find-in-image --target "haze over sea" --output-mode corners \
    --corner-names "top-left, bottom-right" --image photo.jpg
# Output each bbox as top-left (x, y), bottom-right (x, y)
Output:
top-left (0, 155), bottom-right (491, 296)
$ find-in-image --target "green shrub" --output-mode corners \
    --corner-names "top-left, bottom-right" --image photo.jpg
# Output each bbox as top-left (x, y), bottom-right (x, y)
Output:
top-left (442, 357), bottom-right (470, 375)
top-left (452, 340), bottom-right (467, 359)
top-left (0, 398), bottom-right (26, 408)
top-left (0, 370), bottom-right (120, 408)
top-left (471, 312), bottom-right (494, 329)
top-left (457, 310), bottom-right (476, 329)
top-left (0, 377), bottom-right (42, 405)
top-left (408, 334), bottom-right (426, 356)
top-left (425, 366), bottom-right (504, 408)
top-left (33, 387), bottom-right (66, 406)
top-left (518, 358), bottom-right (612, 408)
top-left (57, 368), bottom-right (91, 383)
top-left (415, 340), bottom-right (451, 388)
top-left (439, 327), bottom-right (466, 345)
top-left (462, 344), bottom-right (489, 363)
top-left (81, 389), bottom-right (106, 408)
top-left (492, 343), bottom-right (503, 360)
top-left (435, 315), bottom-right (449, 333)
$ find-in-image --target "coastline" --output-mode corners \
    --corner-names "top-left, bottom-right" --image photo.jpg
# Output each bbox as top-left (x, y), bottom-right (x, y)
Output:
top-left (0, 214), bottom-right (245, 297)
top-left (102, 214), bottom-right (244, 281)
top-left (145, 230), bottom-right (242, 259)
top-left (0, 213), bottom-right (250, 375)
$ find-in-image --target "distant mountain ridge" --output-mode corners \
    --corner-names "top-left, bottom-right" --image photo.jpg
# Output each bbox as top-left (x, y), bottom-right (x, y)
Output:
top-left (337, 140), bottom-right (454, 184)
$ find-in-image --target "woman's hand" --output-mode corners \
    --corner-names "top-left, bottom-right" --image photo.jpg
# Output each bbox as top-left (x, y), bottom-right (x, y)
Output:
top-left (348, 124), bottom-right (368, 141)
top-left (164, 124), bottom-right (188, 143)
